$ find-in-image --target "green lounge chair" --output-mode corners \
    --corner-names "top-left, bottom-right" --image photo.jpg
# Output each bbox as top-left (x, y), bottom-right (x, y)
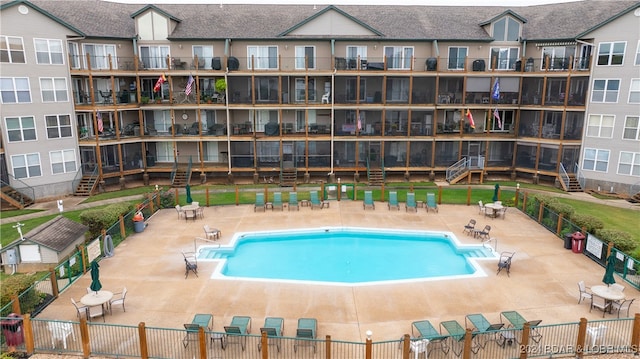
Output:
top-left (272, 192), bottom-right (283, 211)
top-left (499, 311), bottom-right (542, 346)
top-left (294, 317), bottom-right (317, 353)
top-left (258, 317), bottom-right (284, 352)
top-left (182, 313), bottom-right (212, 348)
top-left (465, 313), bottom-right (504, 349)
top-left (388, 191), bottom-right (400, 210)
top-left (426, 192), bottom-right (438, 213)
top-left (411, 320), bottom-right (449, 354)
top-left (309, 191), bottom-right (322, 209)
top-left (288, 192), bottom-right (299, 211)
top-left (254, 193), bottom-right (265, 212)
top-left (406, 192), bottom-right (417, 212)
top-left (363, 190), bottom-right (375, 210)
top-left (440, 320), bottom-right (479, 355)
top-left (224, 316), bottom-right (251, 350)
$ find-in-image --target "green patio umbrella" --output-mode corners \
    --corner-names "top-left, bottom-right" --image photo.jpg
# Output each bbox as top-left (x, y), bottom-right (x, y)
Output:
top-left (186, 184), bottom-right (192, 204)
top-left (89, 261), bottom-right (102, 293)
top-left (492, 184), bottom-right (500, 202)
top-left (602, 251), bottom-right (617, 286)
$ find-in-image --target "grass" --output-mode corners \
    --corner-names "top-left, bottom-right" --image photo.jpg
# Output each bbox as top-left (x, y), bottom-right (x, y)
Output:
top-left (0, 209), bottom-right (44, 219)
top-left (81, 186), bottom-right (160, 203)
top-left (557, 198), bottom-right (640, 243)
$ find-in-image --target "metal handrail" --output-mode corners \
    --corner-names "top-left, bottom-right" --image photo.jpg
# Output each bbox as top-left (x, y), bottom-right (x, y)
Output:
top-left (559, 162), bottom-right (570, 190)
top-left (574, 162), bottom-right (586, 189)
top-left (1, 174), bottom-right (36, 205)
top-left (446, 157), bottom-right (468, 182)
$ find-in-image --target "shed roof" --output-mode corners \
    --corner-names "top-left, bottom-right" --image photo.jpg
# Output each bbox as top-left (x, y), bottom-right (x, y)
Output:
top-left (20, 216), bottom-right (88, 252)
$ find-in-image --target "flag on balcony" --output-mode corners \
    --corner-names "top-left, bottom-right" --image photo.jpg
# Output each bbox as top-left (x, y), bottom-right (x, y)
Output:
top-left (494, 108), bottom-right (502, 130)
top-left (491, 78), bottom-right (500, 101)
top-left (184, 75), bottom-right (194, 96)
top-left (466, 109), bottom-right (475, 129)
top-left (97, 111), bottom-right (103, 133)
top-left (153, 74), bottom-right (166, 92)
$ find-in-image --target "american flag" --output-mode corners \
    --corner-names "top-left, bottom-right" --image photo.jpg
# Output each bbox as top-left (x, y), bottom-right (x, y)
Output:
top-left (97, 111), bottom-right (103, 133)
top-left (494, 108), bottom-right (502, 130)
top-left (184, 75), bottom-right (194, 96)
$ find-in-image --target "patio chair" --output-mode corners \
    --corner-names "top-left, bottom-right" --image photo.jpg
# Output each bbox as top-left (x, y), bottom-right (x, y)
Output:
top-left (497, 206), bottom-right (508, 219)
top-left (463, 219), bottom-right (476, 236)
top-left (258, 317), bottom-right (284, 352)
top-left (182, 323), bottom-right (201, 348)
top-left (48, 321), bottom-right (76, 349)
top-left (388, 191), bottom-right (400, 210)
top-left (255, 193), bottom-right (266, 212)
top-left (499, 311), bottom-right (542, 345)
top-left (440, 320), bottom-right (479, 355)
top-left (70, 298), bottom-right (88, 320)
top-left (497, 251), bottom-right (515, 277)
top-left (611, 283), bottom-right (625, 292)
top-left (288, 191), bottom-right (299, 211)
top-left (224, 316), bottom-right (252, 351)
top-left (590, 295), bottom-right (611, 317)
top-left (175, 204), bottom-right (184, 219)
top-left (406, 192), bottom-right (417, 212)
top-left (478, 201), bottom-right (486, 215)
top-left (411, 320), bottom-right (449, 355)
top-left (272, 192), bottom-right (284, 211)
top-left (109, 287), bottom-right (127, 314)
top-left (477, 225), bottom-right (491, 240)
top-left (426, 193), bottom-right (438, 213)
top-left (363, 190), bottom-right (375, 210)
top-left (87, 303), bottom-right (105, 322)
top-left (182, 251), bottom-right (198, 279)
top-left (578, 281), bottom-right (592, 304)
top-left (465, 313), bottom-right (504, 348)
top-left (203, 225), bottom-right (221, 240)
top-left (587, 324), bottom-right (608, 347)
top-left (611, 298), bottom-right (635, 318)
top-left (294, 317), bottom-right (317, 353)
top-left (310, 191), bottom-right (322, 209)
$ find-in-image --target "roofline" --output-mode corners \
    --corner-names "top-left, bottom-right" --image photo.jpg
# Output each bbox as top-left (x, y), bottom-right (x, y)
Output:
top-left (574, 1), bottom-right (640, 38)
top-left (479, 9), bottom-right (528, 26)
top-left (277, 5), bottom-right (384, 37)
top-left (130, 4), bottom-right (181, 22)
top-left (0, 0), bottom-right (86, 36)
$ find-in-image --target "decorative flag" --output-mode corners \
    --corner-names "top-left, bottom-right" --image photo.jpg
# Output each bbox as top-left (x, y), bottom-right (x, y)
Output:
top-left (184, 75), bottom-right (194, 96)
top-left (491, 78), bottom-right (500, 101)
top-left (153, 74), bottom-right (166, 92)
top-left (494, 108), bottom-right (503, 130)
top-left (357, 113), bottom-right (363, 131)
top-left (97, 111), bottom-right (103, 133)
top-left (465, 109), bottom-right (475, 129)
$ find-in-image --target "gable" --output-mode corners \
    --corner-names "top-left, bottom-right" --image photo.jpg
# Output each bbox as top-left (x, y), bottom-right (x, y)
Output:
top-left (281, 7), bottom-right (382, 38)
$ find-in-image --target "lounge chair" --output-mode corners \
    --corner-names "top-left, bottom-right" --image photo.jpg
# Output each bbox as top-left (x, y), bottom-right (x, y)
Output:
top-left (426, 192), bottom-right (438, 213)
top-left (288, 191), bottom-right (299, 211)
top-left (440, 320), bottom-right (479, 355)
top-left (463, 219), bottom-right (476, 236)
top-left (406, 192), bottom-right (417, 212)
top-left (578, 281), bottom-right (592, 304)
top-left (363, 190), bottom-right (375, 210)
top-left (465, 313), bottom-right (504, 348)
top-left (388, 191), bottom-right (400, 210)
top-left (203, 225), bottom-right (221, 240)
top-left (183, 313), bottom-right (212, 348)
top-left (272, 192), bottom-right (284, 211)
top-left (224, 316), bottom-right (251, 350)
top-left (497, 251), bottom-right (515, 276)
top-left (500, 311), bottom-right (542, 345)
top-left (411, 320), bottom-right (449, 355)
top-left (258, 317), bottom-right (284, 352)
top-left (48, 321), bottom-right (76, 349)
top-left (254, 192), bottom-right (265, 212)
top-left (310, 191), bottom-right (322, 209)
top-left (294, 317), bottom-right (317, 353)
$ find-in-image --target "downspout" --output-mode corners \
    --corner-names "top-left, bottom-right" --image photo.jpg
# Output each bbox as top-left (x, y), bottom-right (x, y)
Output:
top-left (330, 39), bottom-right (335, 175)
top-left (133, 35), bottom-right (138, 55)
top-left (522, 39), bottom-right (526, 57)
top-left (433, 40), bottom-right (439, 57)
top-left (225, 39), bottom-right (230, 56)
top-left (225, 39), bottom-right (231, 174)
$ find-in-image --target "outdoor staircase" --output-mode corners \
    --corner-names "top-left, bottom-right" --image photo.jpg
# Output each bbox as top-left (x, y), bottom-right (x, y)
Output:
top-left (172, 168), bottom-right (191, 188)
top-left (0, 184), bottom-right (35, 210)
top-left (74, 174), bottom-right (100, 196)
top-left (367, 168), bottom-right (384, 186)
top-left (280, 168), bottom-right (297, 187)
top-left (448, 169), bottom-right (470, 185)
top-left (564, 174), bottom-right (583, 192)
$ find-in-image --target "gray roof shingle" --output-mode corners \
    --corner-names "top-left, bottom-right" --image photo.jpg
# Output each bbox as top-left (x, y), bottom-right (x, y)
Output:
top-left (23, 216), bottom-right (88, 252)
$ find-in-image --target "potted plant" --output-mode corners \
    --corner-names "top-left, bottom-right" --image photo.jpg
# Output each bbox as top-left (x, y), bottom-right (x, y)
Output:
top-left (155, 97), bottom-right (162, 104)
top-left (215, 79), bottom-right (227, 102)
top-left (140, 96), bottom-right (150, 104)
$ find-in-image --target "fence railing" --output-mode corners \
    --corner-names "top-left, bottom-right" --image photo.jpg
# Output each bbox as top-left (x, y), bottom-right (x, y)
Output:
top-left (446, 157), bottom-right (467, 182)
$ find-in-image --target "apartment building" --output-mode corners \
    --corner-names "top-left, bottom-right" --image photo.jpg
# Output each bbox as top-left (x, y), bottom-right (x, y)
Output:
top-left (1, 0), bottom-right (638, 204)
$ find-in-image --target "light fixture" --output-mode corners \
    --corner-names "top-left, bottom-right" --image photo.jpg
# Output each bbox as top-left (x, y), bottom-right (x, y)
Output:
top-left (284, 44), bottom-right (289, 50)
top-left (179, 44), bottom-right (183, 49)
top-left (373, 45), bottom-right (377, 50)
top-left (366, 330), bottom-right (372, 340)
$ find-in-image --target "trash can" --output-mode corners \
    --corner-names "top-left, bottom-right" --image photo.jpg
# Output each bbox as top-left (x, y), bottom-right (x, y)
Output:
top-left (1, 313), bottom-right (24, 347)
top-left (133, 212), bottom-right (145, 233)
top-left (564, 233), bottom-right (573, 250)
top-left (571, 232), bottom-right (586, 253)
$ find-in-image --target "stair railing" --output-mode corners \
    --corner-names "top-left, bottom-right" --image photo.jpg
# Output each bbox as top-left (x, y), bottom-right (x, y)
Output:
top-left (186, 156), bottom-right (193, 183)
top-left (574, 162), bottom-right (586, 189)
top-left (170, 159), bottom-right (178, 184)
top-left (1, 174), bottom-right (36, 205)
top-left (558, 162), bottom-right (570, 191)
top-left (72, 167), bottom-right (97, 194)
top-left (446, 157), bottom-right (468, 183)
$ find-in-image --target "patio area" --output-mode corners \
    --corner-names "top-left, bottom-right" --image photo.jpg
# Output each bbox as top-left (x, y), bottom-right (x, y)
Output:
top-left (37, 199), bottom-right (633, 343)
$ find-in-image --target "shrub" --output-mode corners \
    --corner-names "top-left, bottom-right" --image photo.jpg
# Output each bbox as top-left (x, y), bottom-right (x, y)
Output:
top-left (597, 229), bottom-right (637, 253)
top-left (80, 202), bottom-right (134, 238)
top-left (159, 190), bottom-right (175, 208)
top-left (0, 274), bottom-right (40, 315)
top-left (546, 202), bottom-right (575, 219)
top-left (570, 214), bottom-right (605, 235)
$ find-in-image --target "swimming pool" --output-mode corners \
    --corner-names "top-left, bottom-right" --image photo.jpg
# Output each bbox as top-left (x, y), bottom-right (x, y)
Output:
top-left (198, 227), bottom-right (497, 285)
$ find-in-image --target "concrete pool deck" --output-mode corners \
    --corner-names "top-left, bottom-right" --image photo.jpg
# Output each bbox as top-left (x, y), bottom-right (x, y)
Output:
top-left (38, 200), bottom-right (637, 343)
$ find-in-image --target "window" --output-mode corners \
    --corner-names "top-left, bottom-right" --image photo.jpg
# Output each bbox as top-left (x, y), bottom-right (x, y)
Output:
top-left (50, 149), bottom-right (77, 174)
top-left (629, 79), bottom-right (640, 103)
top-left (635, 40), bottom-right (640, 66)
top-left (139, 45), bottom-right (170, 69)
top-left (384, 46), bottom-right (413, 69)
top-left (45, 114), bottom-right (72, 139)
top-left (492, 17), bottom-right (520, 41)
top-left (490, 109), bottom-right (514, 132)
top-left (247, 46), bottom-right (277, 69)
top-left (83, 43), bottom-right (116, 69)
top-left (5, 116), bottom-right (36, 142)
top-left (618, 151), bottom-right (640, 176)
top-left (68, 42), bottom-right (80, 69)
top-left (192, 45), bottom-right (213, 69)
top-left (448, 47), bottom-right (467, 70)
top-left (623, 116), bottom-right (640, 140)
top-left (346, 46), bottom-right (367, 61)
top-left (591, 79), bottom-right (620, 103)
top-left (34, 38), bottom-right (64, 65)
top-left (490, 47), bottom-right (519, 70)
top-left (386, 78), bottom-right (409, 102)
top-left (11, 153), bottom-right (41, 179)
top-left (542, 46), bottom-right (575, 70)
top-left (256, 77), bottom-right (278, 101)
top-left (346, 78), bottom-right (366, 102)
top-left (0, 36), bottom-right (25, 63)
top-left (582, 148), bottom-right (609, 172)
top-left (0, 77), bottom-right (31, 103)
top-left (295, 46), bottom-right (315, 69)
top-left (597, 41), bottom-right (625, 66)
top-left (295, 78), bottom-right (316, 102)
top-left (586, 114), bottom-right (614, 138)
top-left (40, 78), bottom-right (68, 102)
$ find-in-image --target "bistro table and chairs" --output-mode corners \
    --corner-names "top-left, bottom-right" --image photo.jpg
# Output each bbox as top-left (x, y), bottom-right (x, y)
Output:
top-left (590, 285), bottom-right (625, 315)
top-left (181, 203), bottom-right (202, 221)
top-left (81, 290), bottom-right (113, 321)
top-left (484, 202), bottom-right (505, 219)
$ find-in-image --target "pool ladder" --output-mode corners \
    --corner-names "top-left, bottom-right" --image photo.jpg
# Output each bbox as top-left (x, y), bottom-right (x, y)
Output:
top-left (193, 236), bottom-right (221, 254)
top-left (482, 237), bottom-right (498, 253)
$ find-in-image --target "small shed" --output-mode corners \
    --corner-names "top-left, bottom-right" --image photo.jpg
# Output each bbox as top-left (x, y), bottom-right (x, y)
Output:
top-left (1, 216), bottom-right (88, 274)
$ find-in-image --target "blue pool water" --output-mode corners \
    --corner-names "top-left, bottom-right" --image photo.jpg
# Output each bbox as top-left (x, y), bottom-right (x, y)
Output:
top-left (198, 227), bottom-right (496, 285)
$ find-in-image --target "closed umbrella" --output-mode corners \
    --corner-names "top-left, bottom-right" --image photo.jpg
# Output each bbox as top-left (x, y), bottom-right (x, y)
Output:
top-left (602, 251), bottom-right (616, 286)
top-left (186, 184), bottom-right (192, 204)
top-left (89, 261), bottom-right (102, 293)
top-left (492, 184), bottom-right (500, 202)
